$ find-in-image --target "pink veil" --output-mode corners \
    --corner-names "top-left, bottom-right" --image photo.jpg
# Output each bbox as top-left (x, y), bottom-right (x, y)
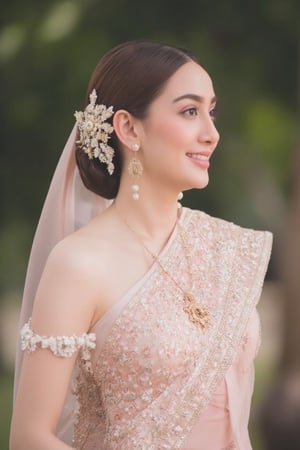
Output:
top-left (13, 123), bottom-right (111, 441)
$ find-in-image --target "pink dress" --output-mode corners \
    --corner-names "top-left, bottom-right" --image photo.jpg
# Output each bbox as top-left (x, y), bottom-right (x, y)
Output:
top-left (67, 208), bottom-right (272, 449)
top-left (23, 208), bottom-right (272, 449)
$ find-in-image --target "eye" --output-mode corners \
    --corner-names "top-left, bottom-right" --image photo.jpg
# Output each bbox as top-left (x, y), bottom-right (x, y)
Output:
top-left (182, 107), bottom-right (198, 117)
top-left (209, 107), bottom-right (217, 121)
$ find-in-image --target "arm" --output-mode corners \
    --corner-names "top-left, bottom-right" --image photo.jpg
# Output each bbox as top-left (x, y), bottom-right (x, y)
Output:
top-left (10, 238), bottom-right (100, 450)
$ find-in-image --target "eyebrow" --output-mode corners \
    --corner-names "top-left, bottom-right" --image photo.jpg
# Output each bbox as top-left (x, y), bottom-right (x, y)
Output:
top-left (173, 94), bottom-right (217, 105)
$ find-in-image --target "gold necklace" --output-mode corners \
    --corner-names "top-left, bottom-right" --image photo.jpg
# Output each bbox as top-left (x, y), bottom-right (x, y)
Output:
top-left (115, 208), bottom-right (210, 331)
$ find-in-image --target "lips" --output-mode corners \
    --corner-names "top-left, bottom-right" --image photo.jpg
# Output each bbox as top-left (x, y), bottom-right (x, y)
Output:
top-left (186, 152), bottom-right (210, 161)
top-left (186, 151), bottom-right (211, 170)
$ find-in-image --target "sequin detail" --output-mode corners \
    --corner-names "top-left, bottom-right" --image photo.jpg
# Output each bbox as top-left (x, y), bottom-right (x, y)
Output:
top-left (69, 209), bottom-right (272, 450)
top-left (20, 319), bottom-right (96, 359)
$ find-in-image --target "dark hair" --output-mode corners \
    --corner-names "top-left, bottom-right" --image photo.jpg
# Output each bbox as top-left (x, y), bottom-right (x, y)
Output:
top-left (75, 40), bottom-right (200, 199)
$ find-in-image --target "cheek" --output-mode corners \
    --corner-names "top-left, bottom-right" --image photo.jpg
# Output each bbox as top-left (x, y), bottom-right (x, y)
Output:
top-left (146, 116), bottom-right (194, 149)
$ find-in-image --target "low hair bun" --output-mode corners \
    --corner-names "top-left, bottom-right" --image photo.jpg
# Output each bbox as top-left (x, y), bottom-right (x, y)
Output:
top-left (75, 137), bottom-right (122, 199)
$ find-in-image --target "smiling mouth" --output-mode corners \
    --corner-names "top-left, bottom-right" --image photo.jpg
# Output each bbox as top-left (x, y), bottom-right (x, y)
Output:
top-left (186, 152), bottom-right (210, 161)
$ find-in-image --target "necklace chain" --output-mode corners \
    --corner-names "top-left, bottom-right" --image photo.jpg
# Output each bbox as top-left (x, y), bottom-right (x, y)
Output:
top-left (114, 207), bottom-right (211, 330)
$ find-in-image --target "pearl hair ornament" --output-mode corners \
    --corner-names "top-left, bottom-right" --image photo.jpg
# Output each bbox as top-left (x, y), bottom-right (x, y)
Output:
top-left (74, 89), bottom-right (115, 175)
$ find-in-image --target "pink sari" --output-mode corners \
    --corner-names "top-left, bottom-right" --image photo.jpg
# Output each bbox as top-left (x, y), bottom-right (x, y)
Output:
top-left (67, 208), bottom-right (272, 449)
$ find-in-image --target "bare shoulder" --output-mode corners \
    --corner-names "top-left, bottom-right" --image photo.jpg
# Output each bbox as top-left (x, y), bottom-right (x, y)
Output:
top-left (32, 209), bottom-right (147, 332)
top-left (31, 223), bottom-right (114, 334)
top-left (47, 228), bottom-right (108, 276)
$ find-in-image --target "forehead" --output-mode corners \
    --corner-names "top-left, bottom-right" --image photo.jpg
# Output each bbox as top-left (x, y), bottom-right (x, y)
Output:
top-left (159, 61), bottom-right (215, 102)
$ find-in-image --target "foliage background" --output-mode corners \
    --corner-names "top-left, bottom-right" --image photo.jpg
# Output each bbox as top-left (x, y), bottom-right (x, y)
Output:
top-left (0, 0), bottom-right (298, 448)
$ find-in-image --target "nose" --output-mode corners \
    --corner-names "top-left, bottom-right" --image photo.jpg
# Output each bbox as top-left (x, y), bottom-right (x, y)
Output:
top-left (199, 118), bottom-right (220, 148)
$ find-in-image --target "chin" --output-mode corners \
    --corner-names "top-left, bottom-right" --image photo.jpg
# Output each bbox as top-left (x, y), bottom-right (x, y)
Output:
top-left (189, 173), bottom-right (209, 190)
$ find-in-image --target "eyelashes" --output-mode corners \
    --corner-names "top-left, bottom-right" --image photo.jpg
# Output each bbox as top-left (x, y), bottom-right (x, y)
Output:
top-left (182, 107), bottom-right (198, 117)
top-left (181, 106), bottom-right (218, 121)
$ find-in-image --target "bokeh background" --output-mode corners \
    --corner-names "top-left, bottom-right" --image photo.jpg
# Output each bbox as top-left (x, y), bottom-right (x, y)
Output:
top-left (1, 1), bottom-right (299, 449)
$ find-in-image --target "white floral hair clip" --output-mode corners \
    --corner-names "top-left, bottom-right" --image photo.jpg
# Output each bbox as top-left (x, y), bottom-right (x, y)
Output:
top-left (74, 89), bottom-right (115, 175)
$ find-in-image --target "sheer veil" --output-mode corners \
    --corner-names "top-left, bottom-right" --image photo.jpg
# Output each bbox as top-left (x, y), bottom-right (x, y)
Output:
top-left (13, 123), bottom-right (111, 441)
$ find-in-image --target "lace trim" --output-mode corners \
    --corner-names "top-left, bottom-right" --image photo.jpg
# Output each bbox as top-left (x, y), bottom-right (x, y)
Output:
top-left (20, 319), bottom-right (96, 360)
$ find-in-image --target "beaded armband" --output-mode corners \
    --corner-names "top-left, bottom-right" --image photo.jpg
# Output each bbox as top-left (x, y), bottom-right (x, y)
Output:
top-left (20, 319), bottom-right (96, 360)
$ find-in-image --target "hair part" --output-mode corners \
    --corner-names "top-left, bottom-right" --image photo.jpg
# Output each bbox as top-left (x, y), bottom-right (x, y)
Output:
top-left (75, 40), bottom-right (201, 199)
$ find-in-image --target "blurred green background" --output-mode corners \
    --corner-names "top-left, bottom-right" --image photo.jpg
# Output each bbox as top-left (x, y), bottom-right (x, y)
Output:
top-left (1, 1), bottom-right (299, 449)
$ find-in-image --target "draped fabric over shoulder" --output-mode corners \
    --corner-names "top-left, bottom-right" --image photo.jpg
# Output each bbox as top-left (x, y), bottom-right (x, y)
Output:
top-left (68, 208), bottom-right (272, 450)
top-left (14, 125), bottom-right (272, 450)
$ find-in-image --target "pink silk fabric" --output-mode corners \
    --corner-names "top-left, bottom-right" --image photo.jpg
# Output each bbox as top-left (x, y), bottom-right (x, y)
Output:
top-left (65, 208), bottom-right (272, 450)
top-left (87, 265), bottom-right (260, 450)
top-left (182, 311), bottom-right (259, 450)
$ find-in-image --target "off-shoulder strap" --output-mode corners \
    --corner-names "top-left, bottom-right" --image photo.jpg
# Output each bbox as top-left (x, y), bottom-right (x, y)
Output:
top-left (20, 318), bottom-right (96, 359)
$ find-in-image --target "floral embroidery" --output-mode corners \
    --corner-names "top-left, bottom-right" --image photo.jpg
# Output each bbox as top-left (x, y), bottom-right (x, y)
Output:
top-left (20, 319), bottom-right (96, 360)
top-left (70, 209), bottom-right (272, 449)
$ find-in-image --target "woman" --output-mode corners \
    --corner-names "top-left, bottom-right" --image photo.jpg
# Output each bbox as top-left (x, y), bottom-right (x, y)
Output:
top-left (10, 40), bottom-right (272, 450)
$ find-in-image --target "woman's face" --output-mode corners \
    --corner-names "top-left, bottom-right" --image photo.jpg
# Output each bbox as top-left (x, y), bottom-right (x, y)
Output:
top-left (138, 61), bottom-right (219, 191)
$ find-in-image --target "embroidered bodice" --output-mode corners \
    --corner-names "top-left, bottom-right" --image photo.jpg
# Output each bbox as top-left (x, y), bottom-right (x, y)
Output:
top-left (20, 208), bottom-right (272, 450)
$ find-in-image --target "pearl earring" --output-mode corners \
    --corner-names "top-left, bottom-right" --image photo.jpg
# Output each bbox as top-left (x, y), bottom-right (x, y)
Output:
top-left (177, 191), bottom-right (183, 208)
top-left (128, 144), bottom-right (143, 200)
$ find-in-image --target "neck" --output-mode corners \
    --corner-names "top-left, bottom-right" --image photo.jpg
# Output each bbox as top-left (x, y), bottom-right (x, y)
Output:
top-left (112, 181), bottom-right (182, 242)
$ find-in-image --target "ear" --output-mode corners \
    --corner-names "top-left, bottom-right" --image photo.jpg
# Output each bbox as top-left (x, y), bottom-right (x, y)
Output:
top-left (113, 109), bottom-right (140, 152)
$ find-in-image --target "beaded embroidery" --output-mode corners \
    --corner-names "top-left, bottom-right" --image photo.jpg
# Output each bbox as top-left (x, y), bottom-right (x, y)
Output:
top-left (70, 209), bottom-right (272, 450)
top-left (20, 319), bottom-right (96, 361)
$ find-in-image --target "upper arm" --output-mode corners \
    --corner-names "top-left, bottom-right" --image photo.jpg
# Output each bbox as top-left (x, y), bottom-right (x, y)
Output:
top-left (12, 237), bottom-right (100, 439)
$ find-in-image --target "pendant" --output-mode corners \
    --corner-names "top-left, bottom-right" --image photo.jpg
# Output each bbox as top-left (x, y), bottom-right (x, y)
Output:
top-left (128, 157), bottom-right (143, 177)
top-left (183, 292), bottom-right (210, 330)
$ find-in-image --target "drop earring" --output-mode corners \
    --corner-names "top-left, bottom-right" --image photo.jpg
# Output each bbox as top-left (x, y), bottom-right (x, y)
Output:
top-left (128, 143), bottom-right (143, 200)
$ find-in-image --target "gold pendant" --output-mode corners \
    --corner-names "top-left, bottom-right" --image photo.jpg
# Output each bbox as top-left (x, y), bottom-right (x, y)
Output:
top-left (128, 157), bottom-right (143, 177)
top-left (183, 292), bottom-right (210, 330)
